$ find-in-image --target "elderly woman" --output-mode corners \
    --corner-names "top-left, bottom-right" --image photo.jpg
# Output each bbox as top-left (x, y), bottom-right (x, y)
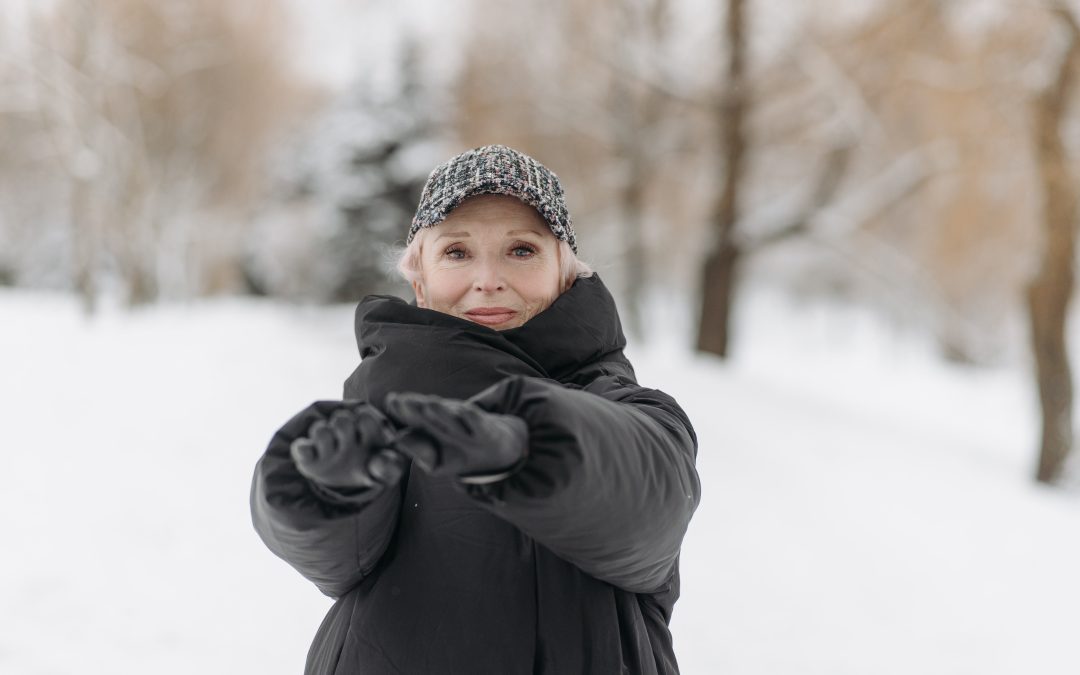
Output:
top-left (251, 145), bottom-right (701, 675)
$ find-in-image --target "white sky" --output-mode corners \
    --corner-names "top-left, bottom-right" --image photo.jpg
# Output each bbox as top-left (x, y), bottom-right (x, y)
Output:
top-left (0, 0), bottom-right (463, 90)
top-left (280, 0), bottom-right (464, 89)
top-left (6, 0), bottom-right (1074, 91)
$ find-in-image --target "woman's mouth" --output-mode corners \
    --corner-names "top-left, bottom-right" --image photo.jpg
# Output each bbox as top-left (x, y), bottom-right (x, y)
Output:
top-left (464, 307), bottom-right (518, 326)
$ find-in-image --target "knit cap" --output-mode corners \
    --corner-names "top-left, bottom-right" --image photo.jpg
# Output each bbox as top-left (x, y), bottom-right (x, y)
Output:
top-left (409, 145), bottom-right (577, 253)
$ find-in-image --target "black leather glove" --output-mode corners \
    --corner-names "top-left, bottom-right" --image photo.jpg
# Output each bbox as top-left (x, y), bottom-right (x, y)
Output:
top-left (384, 392), bottom-right (528, 484)
top-left (290, 403), bottom-right (407, 495)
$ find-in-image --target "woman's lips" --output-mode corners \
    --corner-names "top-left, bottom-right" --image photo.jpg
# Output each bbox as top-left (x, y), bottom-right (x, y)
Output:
top-left (464, 307), bottom-right (518, 326)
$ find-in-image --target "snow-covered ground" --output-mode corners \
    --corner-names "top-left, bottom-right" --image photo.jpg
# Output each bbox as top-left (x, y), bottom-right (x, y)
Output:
top-left (2, 287), bottom-right (1077, 675)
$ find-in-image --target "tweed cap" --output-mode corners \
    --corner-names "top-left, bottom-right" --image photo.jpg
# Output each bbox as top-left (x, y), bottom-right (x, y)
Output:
top-left (409, 145), bottom-right (577, 253)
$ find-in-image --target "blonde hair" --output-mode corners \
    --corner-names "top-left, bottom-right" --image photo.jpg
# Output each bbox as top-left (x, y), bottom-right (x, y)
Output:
top-left (396, 228), bottom-right (593, 295)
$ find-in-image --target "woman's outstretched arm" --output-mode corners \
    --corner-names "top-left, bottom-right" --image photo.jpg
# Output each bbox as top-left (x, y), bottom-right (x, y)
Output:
top-left (250, 401), bottom-right (404, 599)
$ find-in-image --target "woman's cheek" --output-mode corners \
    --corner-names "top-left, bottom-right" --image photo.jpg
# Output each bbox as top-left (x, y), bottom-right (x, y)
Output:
top-left (432, 269), bottom-right (467, 306)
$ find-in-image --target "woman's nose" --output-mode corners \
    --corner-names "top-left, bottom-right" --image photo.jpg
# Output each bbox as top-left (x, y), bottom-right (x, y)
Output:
top-left (473, 259), bottom-right (506, 292)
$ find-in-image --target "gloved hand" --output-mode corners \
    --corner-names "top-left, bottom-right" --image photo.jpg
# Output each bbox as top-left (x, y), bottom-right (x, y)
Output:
top-left (289, 403), bottom-right (407, 492)
top-left (384, 392), bottom-right (529, 484)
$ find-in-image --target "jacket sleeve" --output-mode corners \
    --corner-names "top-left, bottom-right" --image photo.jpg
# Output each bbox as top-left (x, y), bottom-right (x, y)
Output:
top-left (249, 401), bottom-right (404, 599)
top-left (468, 375), bottom-right (700, 594)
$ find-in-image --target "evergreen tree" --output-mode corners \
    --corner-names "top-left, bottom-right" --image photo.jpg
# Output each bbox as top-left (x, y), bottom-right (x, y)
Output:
top-left (249, 41), bottom-right (443, 301)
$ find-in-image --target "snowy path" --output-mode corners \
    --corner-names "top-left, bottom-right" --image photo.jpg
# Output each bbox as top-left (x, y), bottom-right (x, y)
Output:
top-left (2, 290), bottom-right (1077, 674)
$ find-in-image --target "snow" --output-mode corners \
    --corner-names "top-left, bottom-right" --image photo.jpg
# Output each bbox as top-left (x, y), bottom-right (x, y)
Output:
top-left (2, 286), bottom-right (1078, 674)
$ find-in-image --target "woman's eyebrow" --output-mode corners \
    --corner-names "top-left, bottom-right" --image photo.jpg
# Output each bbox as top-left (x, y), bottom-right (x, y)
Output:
top-left (507, 229), bottom-right (544, 237)
top-left (435, 231), bottom-right (470, 241)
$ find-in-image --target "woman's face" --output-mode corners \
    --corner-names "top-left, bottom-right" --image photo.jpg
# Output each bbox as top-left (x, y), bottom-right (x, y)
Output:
top-left (413, 194), bottom-right (562, 330)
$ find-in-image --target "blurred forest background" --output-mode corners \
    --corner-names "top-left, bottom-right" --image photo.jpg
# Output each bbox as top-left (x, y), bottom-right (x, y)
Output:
top-left (3, 0), bottom-right (1080, 485)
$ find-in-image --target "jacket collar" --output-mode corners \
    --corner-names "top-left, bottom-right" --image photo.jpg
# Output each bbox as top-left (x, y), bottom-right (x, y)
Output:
top-left (354, 275), bottom-right (627, 382)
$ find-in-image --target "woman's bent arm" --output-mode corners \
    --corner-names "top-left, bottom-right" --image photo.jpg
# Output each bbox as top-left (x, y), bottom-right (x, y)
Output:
top-left (469, 375), bottom-right (701, 594)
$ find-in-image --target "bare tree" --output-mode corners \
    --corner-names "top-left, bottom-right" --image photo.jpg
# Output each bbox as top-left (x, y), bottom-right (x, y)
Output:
top-left (696, 0), bottom-right (748, 357)
top-left (455, 0), bottom-right (1036, 371)
top-left (734, 0), bottom-right (1052, 368)
top-left (1028, 3), bottom-right (1080, 485)
top-left (9, 0), bottom-right (304, 310)
top-left (606, 0), bottom-right (672, 338)
top-left (455, 0), bottom-right (702, 340)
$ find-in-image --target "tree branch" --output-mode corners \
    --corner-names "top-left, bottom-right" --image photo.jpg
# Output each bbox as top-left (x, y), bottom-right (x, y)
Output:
top-left (744, 139), bottom-right (958, 252)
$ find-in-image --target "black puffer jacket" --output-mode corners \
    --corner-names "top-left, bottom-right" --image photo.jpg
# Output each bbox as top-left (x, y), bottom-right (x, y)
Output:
top-left (251, 276), bottom-right (701, 674)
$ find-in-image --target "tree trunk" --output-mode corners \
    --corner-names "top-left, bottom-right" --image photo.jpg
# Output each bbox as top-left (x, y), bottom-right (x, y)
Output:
top-left (1029, 278), bottom-right (1074, 484)
top-left (71, 176), bottom-right (98, 316)
top-left (608, 0), bottom-right (669, 341)
top-left (697, 239), bottom-right (740, 356)
top-left (1028, 7), bottom-right (1080, 485)
top-left (621, 173), bottom-right (648, 340)
top-left (66, 0), bottom-right (99, 316)
top-left (696, 0), bottom-right (748, 358)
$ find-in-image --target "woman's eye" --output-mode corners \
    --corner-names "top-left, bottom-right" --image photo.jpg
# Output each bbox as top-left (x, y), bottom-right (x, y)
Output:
top-left (511, 245), bottom-right (537, 258)
top-left (444, 246), bottom-right (467, 260)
